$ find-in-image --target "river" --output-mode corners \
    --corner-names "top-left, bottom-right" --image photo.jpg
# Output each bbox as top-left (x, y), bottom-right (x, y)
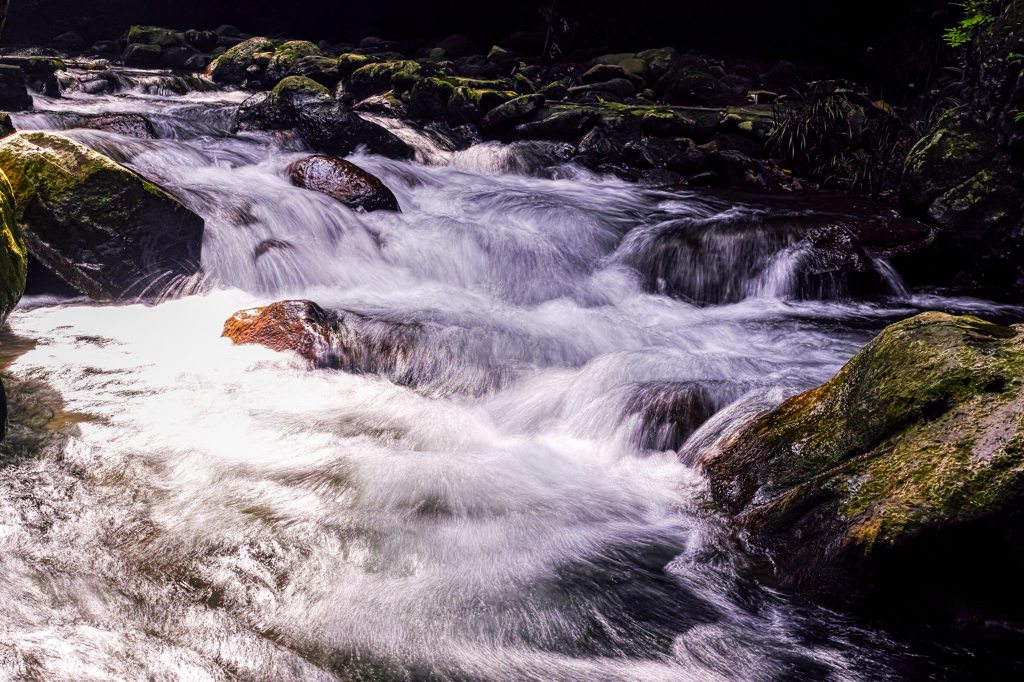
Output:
top-left (0, 64), bottom-right (1021, 681)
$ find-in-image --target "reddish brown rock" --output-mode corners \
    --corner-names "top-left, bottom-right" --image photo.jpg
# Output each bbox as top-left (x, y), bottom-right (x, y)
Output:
top-left (222, 300), bottom-right (334, 363)
top-left (288, 154), bottom-right (400, 213)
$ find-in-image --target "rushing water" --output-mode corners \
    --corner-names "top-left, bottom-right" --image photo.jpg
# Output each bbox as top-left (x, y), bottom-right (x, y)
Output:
top-left (1, 64), bottom-right (1023, 681)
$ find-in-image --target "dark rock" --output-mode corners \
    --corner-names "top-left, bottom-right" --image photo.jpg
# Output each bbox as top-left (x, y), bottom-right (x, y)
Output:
top-left (352, 91), bottom-right (409, 118)
top-left (656, 71), bottom-right (747, 107)
top-left (410, 76), bottom-right (458, 118)
top-left (214, 25), bottom-right (241, 37)
top-left (720, 74), bottom-right (753, 95)
top-left (581, 64), bottom-right (627, 84)
top-left (210, 36), bottom-right (276, 85)
top-left (161, 45), bottom-right (200, 69)
top-left (122, 43), bottom-right (162, 68)
top-left (126, 26), bottom-right (184, 49)
top-left (480, 93), bottom-right (544, 135)
top-left (622, 381), bottom-right (717, 451)
top-left (91, 41), bottom-right (121, 58)
top-left (706, 150), bottom-right (766, 188)
top-left (74, 113), bottom-right (157, 139)
top-left (636, 47), bottom-right (681, 83)
top-left (900, 108), bottom-right (999, 214)
top-left (641, 110), bottom-right (695, 137)
top-left (289, 155), bottom-right (400, 213)
top-left (234, 76), bottom-right (414, 160)
top-left (623, 137), bottom-right (680, 169)
top-left (183, 54), bottom-right (213, 72)
top-left (437, 34), bottom-right (471, 60)
top-left (700, 312), bottom-right (1024, 624)
top-left (687, 170), bottom-right (725, 186)
top-left (289, 56), bottom-right (342, 87)
top-left (711, 131), bottom-right (763, 158)
top-left (0, 65), bottom-right (33, 110)
top-left (570, 78), bottom-right (635, 100)
top-left (347, 60), bottom-right (422, 97)
top-left (447, 86), bottom-right (515, 124)
top-left (0, 131), bottom-right (204, 299)
top-left (50, 31), bottom-right (86, 51)
top-left (670, 145), bottom-right (707, 175)
top-left (760, 61), bottom-right (804, 92)
top-left (511, 106), bottom-right (597, 141)
top-left (0, 113), bottom-right (15, 140)
top-left (185, 30), bottom-right (218, 53)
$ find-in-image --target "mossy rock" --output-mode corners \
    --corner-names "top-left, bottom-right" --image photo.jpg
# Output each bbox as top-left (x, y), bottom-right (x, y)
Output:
top-left (0, 169), bottom-right (26, 323)
top-left (702, 312), bottom-right (1024, 623)
top-left (480, 93), bottom-right (545, 135)
top-left (269, 75), bottom-right (331, 106)
top-left (266, 41), bottom-right (322, 84)
top-left (336, 53), bottom-right (381, 78)
top-left (409, 76), bottom-right (458, 117)
top-left (642, 109), bottom-right (695, 137)
top-left (900, 108), bottom-right (998, 214)
top-left (0, 132), bottom-right (204, 299)
top-left (636, 47), bottom-right (680, 83)
top-left (210, 36), bottom-right (276, 85)
top-left (122, 43), bottom-right (162, 68)
top-left (126, 26), bottom-right (184, 49)
top-left (447, 86), bottom-right (516, 124)
top-left (347, 60), bottom-right (423, 97)
top-left (288, 56), bottom-right (342, 87)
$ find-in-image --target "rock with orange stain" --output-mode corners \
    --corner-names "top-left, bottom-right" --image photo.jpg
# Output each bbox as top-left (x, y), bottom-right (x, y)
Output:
top-left (221, 300), bottom-right (335, 364)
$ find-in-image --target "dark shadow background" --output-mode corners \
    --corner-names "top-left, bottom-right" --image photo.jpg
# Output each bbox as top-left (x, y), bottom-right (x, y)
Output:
top-left (6, 1), bottom-right (950, 67)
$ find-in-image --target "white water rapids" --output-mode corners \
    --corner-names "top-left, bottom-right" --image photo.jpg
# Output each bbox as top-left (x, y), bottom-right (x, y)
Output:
top-left (0, 66), bottom-right (1020, 681)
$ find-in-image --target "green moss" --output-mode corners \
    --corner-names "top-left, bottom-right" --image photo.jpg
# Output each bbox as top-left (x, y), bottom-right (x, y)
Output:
top-left (127, 26), bottom-right (184, 48)
top-left (0, 169), bottom-right (27, 323)
top-left (211, 37), bottom-right (276, 83)
top-left (266, 41), bottom-right (322, 82)
top-left (270, 76), bottom-right (331, 104)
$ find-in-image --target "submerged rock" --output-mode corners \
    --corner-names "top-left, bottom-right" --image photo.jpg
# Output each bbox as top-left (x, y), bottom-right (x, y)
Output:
top-left (701, 312), bottom-right (1024, 624)
top-left (234, 76), bottom-right (414, 160)
top-left (289, 155), bottom-right (400, 212)
top-left (622, 381), bottom-right (717, 452)
top-left (74, 113), bottom-right (157, 139)
top-left (0, 131), bottom-right (204, 299)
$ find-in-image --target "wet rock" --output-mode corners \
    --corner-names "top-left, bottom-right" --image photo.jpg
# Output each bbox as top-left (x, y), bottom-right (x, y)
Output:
top-left (352, 91), bottom-right (409, 118)
top-left (622, 381), bottom-right (717, 451)
top-left (0, 131), bottom-right (204, 299)
top-left (74, 113), bottom-right (157, 139)
top-left (266, 41), bottom-right (322, 84)
top-left (0, 169), bottom-right (27, 323)
top-left (511, 106), bottom-right (597, 141)
top-left (900, 108), bottom-right (998, 214)
top-left (409, 76), bottom-right (458, 118)
top-left (127, 26), bottom-right (185, 49)
top-left (706, 150), bottom-right (766, 188)
top-left (623, 137), bottom-right (681, 169)
top-left (210, 36), bottom-right (276, 85)
top-left (701, 312), bottom-right (1024, 625)
top-left (480, 93), bottom-right (544, 135)
top-left (234, 76), bottom-right (414, 160)
top-left (347, 60), bottom-right (422, 97)
top-left (0, 113), bottom-right (14, 140)
top-left (448, 86), bottom-right (517, 124)
top-left (656, 71), bottom-right (747, 107)
top-left (636, 47), bottom-right (681, 83)
top-left (223, 300), bottom-right (335, 364)
top-left (185, 30), bottom-right (218, 53)
top-left (50, 31), bottom-right (86, 51)
top-left (641, 110), bottom-right (695, 138)
top-left (0, 65), bottom-right (33, 110)
top-left (161, 45), bottom-right (201, 70)
top-left (289, 56), bottom-right (342, 87)
top-left (289, 155), bottom-right (400, 213)
top-left (570, 78), bottom-right (636, 100)
top-left (122, 43), bottom-right (162, 68)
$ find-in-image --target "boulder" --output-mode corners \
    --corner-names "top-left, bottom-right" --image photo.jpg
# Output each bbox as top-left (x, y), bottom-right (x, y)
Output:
top-left (210, 36), bottom-right (276, 85)
top-left (223, 300), bottom-right (335, 364)
top-left (336, 53), bottom-right (380, 78)
top-left (288, 56), bottom-right (342, 87)
top-left (0, 65), bottom-right (32, 111)
top-left (570, 78), bottom-right (636, 100)
top-left (50, 31), bottom-right (86, 51)
top-left (642, 110), bottom-right (695, 137)
top-left (900, 109), bottom-right (999, 214)
top-left (289, 155), bottom-right (400, 212)
top-left (637, 47), bottom-right (681, 83)
top-left (437, 35), bottom-right (471, 60)
top-left (511, 106), bottom-right (597, 141)
top-left (352, 91), bottom-right (409, 118)
top-left (347, 60), bottom-right (423, 96)
top-left (410, 77), bottom-right (458, 118)
top-left (656, 71), bottom-right (748, 107)
top-left (582, 64), bottom-right (628, 84)
top-left (161, 46), bottom-right (201, 70)
top-left (127, 26), bottom-right (185, 49)
top-left (480, 94), bottom-right (545, 135)
top-left (185, 30), bottom-right (218, 53)
top-left (447, 86), bottom-right (516, 124)
top-left (0, 169), bottom-right (27, 323)
top-left (266, 41), bottom-right (322, 84)
top-left (0, 132), bottom-right (204, 299)
top-left (0, 113), bottom-right (14, 140)
top-left (234, 76), bottom-right (414, 160)
top-left (701, 312), bottom-right (1024, 624)
top-left (760, 61), bottom-right (804, 92)
top-left (122, 43), bottom-right (162, 68)
top-left (622, 381), bottom-right (716, 452)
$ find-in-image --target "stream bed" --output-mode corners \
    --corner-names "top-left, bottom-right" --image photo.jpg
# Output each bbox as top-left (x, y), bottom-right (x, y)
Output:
top-left (1, 65), bottom-right (1022, 681)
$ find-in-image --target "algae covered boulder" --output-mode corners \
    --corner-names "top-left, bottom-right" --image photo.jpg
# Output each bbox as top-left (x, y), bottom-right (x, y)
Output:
top-left (210, 36), bottom-right (276, 85)
top-left (0, 132), bottom-right (204, 299)
top-left (346, 60), bottom-right (423, 97)
top-left (289, 155), bottom-right (400, 213)
top-left (234, 76), bottom-right (414, 160)
top-left (900, 108), bottom-right (998, 214)
top-left (702, 312), bottom-right (1024, 624)
top-left (266, 41), bottom-right (322, 84)
top-left (0, 168), bottom-right (27, 323)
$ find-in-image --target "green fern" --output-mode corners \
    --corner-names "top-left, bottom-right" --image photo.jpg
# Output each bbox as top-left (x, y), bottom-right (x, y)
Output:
top-left (944, 1), bottom-right (996, 47)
